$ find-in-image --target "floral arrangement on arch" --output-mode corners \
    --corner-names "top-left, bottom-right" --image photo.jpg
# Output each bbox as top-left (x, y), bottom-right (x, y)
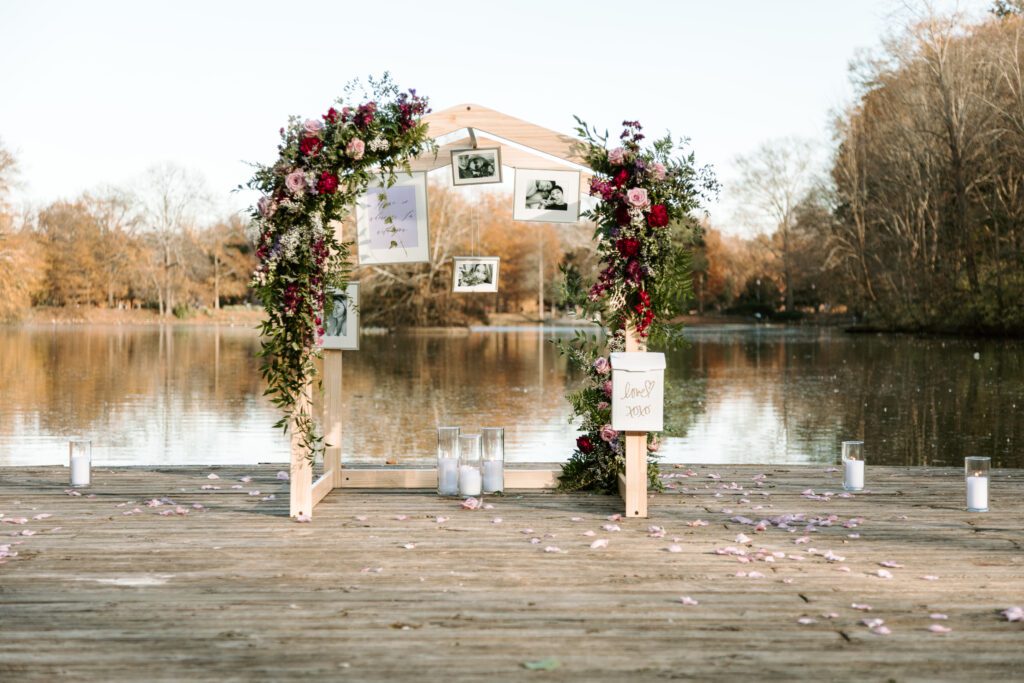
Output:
top-left (558, 119), bottom-right (717, 493)
top-left (245, 74), bottom-right (434, 461)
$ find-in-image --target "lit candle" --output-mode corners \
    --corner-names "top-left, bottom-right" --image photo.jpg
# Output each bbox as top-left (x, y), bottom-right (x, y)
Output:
top-left (844, 459), bottom-right (864, 491)
top-left (965, 456), bottom-right (990, 512)
top-left (69, 438), bottom-right (91, 487)
top-left (966, 473), bottom-right (988, 512)
top-left (437, 456), bottom-right (459, 496)
top-left (483, 459), bottom-right (504, 493)
top-left (459, 465), bottom-right (482, 497)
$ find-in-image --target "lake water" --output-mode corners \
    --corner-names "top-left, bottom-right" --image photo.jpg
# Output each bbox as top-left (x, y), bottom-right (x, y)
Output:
top-left (0, 324), bottom-right (1021, 468)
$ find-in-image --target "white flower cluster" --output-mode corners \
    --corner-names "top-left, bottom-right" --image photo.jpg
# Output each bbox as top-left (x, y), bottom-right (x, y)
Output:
top-left (279, 228), bottom-right (302, 262)
top-left (369, 136), bottom-right (390, 152)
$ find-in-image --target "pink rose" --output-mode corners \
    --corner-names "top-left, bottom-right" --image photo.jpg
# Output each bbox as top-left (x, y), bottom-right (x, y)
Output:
top-left (346, 138), bottom-right (365, 160)
top-left (257, 195), bottom-right (276, 218)
top-left (597, 401), bottom-right (610, 412)
top-left (647, 437), bottom-right (661, 453)
top-left (626, 187), bottom-right (650, 209)
top-left (599, 424), bottom-right (618, 443)
top-left (608, 147), bottom-right (626, 165)
top-left (651, 162), bottom-right (667, 181)
top-left (602, 380), bottom-right (613, 398)
top-left (592, 356), bottom-right (610, 375)
top-left (303, 119), bottom-right (325, 136)
top-left (284, 170), bottom-right (306, 196)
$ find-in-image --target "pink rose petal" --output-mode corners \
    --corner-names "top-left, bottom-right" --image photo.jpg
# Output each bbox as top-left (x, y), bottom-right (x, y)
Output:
top-left (666, 544), bottom-right (683, 553)
top-left (435, 516), bottom-right (448, 524)
top-left (543, 546), bottom-right (562, 553)
top-left (861, 618), bottom-right (884, 628)
top-left (401, 543), bottom-right (416, 550)
top-left (460, 497), bottom-right (480, 510)
top-left (294, 513), bottom-right (312, 523)
top-left (601, 524), bottom-right (621, 532)
top-left (582, 530), bottom-right (596, 537)
top-left (1002, 606), bottom-right (1024, 622)
top-left (589, 539), bottom-right (609, 549)
top-left (354, 515), bottom-right (368, 522)
top-left (735, 533), bottom-right (751, 544)
top-left (687, 519), bottom-right (708, 527)
top-left (797, 617), bottom-right (817, 625)
top-left (876, 569), bottom-right (893, 579)
top-left (240, 476), bottom-right (253, 483)
top-left (679, 596), bottom-right (699, 606)
top-left (930, 613), bottom-right (948, 620)
top-left (921, 575), bottom-right (939, 581)
top-left (394, 515), bottom-right (408, 521)
top-left (871, 626), bottom-right (892, 636)
top-left (276, 471), bottom-right (289, 481)
top-left (207, 473), bottom-right (219, 480)
top-left (879, 561), bottom-right (904, 568)
top-left (570, 516), bottom-right (583, 522)
top-left (607, 514), bottom-right (622, 522)
top-left (31, 513), bottom-right (52, 520)
top-left (492, 517), bottom-right (503, 524)
top-left (852, 603), bottom-right (872, 611)
top-left (248, 490), bottom-right (260, 496)
top-left (928, 624), bottom-right (952, 634)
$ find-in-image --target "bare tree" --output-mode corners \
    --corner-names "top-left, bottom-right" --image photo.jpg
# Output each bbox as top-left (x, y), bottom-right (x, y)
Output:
top-left (138, 164), bottom-right (209, 316)
top-left (732, 138), bottom-right (817, 311)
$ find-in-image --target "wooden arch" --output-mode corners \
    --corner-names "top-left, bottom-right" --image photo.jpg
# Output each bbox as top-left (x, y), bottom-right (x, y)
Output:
top-left (289, 104), bottom-right (649, 520)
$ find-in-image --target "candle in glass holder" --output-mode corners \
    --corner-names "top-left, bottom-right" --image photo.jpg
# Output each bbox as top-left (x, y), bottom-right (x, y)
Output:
top-left (69, 438), bottom-right (91, 487)
top-left (481, 427), bottom-right (504, 494)
top-left (965, 456), bottom-right (990, 512)
top-left (841, 440), bottom-right (864, 491)
top-left (458, 434), bottom-right (482, 497)
top-left (437, 427), bottom-right (460, 496)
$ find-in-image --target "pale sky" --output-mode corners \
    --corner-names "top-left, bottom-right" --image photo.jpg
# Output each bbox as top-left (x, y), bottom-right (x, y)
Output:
top-left (0, 0), bottom-right (989, 231)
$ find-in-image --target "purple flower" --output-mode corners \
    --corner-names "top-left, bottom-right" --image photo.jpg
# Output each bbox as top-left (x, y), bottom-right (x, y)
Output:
top-left (592, 356), bottom-right (610, 375)
top-left (608, 147), bottom-right (626, 165)
top-left (625, 259), bottom-right (644, 284)
top-left (599, 424), bottom-right (618, 442)
top-left (284, 170), bottom-right (306, 196)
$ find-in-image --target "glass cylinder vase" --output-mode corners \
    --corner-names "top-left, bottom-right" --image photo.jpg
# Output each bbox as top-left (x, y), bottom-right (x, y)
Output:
top-left (437, 427), bottom-right (460, 496)
top-left (481, 427), bottom-right (504, 494)
top-left (841, 440), bottom-right (865, 492)
top-left (965, 456), bottom-right (990, 512)
top-left (69, 438), bottom-right (92, 487)
top-left (458, 434), bottom-right (482, 497)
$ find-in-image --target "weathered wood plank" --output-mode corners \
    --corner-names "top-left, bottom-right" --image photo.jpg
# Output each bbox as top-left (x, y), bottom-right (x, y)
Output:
top-left (1, 464), bottom-right (1021, 682)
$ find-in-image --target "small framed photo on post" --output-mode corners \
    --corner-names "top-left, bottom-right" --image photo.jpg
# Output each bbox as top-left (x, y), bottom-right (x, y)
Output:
top-left (451, 147), bottom-right (502, 186)
top-left (322, 281), bottom-right (359, 351)
top-left (452, 256), bottom-right (500, 293)
top-left (356, 172), bottom-right (430, 265)
top-left (512, 168), bottom-right (581, 224)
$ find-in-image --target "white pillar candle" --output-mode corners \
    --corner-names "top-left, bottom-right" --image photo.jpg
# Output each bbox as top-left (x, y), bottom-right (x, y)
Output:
top-left (70, 454), bottom-right (91, 487)
top-left (459, 465), bottom-right (482, 497)
top-left (438, 457), bottom-right (459, 496)
top-left (483, 460), bottom-right (504, 493)
top-left (966, 476), bottom-right (988, 511)
top-left (843, 459), bottom-right (864, 491)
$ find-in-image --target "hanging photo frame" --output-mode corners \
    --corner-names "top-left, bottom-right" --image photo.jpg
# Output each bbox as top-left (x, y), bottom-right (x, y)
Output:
top-left (355, 172), bottom-right (430, 264)
top-left (451, 147), bottom-right (503, 186)
top-left (512, 168), bottom-right (581, 224)
top-left (452, 256), bottom-right (500, 293)
top-left (321, 281), bottom-right (360, 351)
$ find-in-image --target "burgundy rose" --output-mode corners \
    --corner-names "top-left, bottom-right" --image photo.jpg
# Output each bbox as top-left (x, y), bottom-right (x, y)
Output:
top-left (299, 136), bottom-right (322, 157)
top-left (323, 107), bottom-right (340, 123)
top-left (317, 171), bottom-right (339, 195)
top-left (613, 169), bottom-right (629, 187)
top-left (647, 204), bottom-right (669, 228)
top-left (614, 204), bottom-right (632, 226)
top-left (616, 238), bottom-right (640, 258)
top-left (577, 436), bottom-right (595, 454)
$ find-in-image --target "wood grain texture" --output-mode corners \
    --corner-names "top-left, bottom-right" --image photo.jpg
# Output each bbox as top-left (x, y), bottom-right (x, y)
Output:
top-left (1, 464), bottom-right (1021, 682)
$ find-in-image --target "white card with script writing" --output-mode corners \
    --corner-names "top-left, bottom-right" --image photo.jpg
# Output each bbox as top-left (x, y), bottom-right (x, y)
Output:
top-left (610, 352), bottom-right (666, 432)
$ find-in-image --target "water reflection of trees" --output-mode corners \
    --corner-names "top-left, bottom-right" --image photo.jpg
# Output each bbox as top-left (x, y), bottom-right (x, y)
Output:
top-left (666, 328), bottom-right (1023, 467)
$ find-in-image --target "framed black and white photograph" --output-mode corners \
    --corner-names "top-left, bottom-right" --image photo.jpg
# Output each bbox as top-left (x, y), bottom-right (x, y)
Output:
top-left (452, 257), bottom-right (500, 293)
top-left (512, 168), bottom-right (581, 223)
top-left (451, 147), bottom-right (502, 186)
top-left (321, 282), bottom-right (359, 350)
top-left (355, 172), bottom-right (430, 264)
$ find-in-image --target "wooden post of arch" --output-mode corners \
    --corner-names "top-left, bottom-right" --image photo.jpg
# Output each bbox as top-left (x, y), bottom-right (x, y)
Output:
top-left (289, 350), bottom-right (344, 519)
top-left (618, 323), bottom-right (649, 518)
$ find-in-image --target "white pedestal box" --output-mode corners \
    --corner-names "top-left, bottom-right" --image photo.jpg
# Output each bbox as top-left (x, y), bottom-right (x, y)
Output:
top-left (610, 352), bottom-right (666, 432)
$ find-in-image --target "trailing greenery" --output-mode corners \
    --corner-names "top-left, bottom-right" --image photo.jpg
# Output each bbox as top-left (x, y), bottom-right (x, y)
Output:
top-left (557, 119), bottom-right (717, 492)
top-left (246, 74), bottom-right (435, 462)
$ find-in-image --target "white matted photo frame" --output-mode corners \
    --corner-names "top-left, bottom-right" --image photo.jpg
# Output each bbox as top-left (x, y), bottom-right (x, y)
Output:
top-left (451, 147), bottom-right (502, 186)
top-left (321, 281), bottom-right (359, 351)
top-left (452, 256), bottom-right (500, 293)
top-left (512, 168), bottom-right (581, 224)
top-left (355, 172), bottom-right (430, 264)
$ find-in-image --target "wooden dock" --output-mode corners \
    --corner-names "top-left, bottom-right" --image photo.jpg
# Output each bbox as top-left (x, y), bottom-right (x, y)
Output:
top-left (1, 464), bottom-right (1021, 681)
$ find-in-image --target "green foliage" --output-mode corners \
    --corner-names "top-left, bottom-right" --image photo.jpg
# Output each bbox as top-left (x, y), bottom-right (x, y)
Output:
top-left (246, 74), bottom-right (436, 462)
top-left (556, 120), bottom-right (716, 492)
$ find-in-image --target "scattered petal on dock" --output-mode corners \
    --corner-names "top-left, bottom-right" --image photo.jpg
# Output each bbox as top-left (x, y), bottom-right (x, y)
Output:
top-left (589, 539), bottom-right (609, 549)
top-left (276, 471), bottom-right (289, 481)
top-left (679, 596), bottom-right (699, 606)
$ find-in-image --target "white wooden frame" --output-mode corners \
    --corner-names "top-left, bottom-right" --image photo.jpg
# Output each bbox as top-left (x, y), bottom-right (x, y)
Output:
top-left (290, 104), bottom-right (649, 519)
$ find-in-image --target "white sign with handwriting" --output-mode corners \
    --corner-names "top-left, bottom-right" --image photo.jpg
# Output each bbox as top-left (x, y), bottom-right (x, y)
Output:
top-left (610, 352), bottom-right (666, 432)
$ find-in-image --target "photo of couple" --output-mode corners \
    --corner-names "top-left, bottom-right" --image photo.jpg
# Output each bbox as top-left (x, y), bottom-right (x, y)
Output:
top-left (451, 147), bottom-right (502, 186)
top-left (523, 180), bottom-right (568, 211)
top-left (452, 257), bottom-right (500, 293)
